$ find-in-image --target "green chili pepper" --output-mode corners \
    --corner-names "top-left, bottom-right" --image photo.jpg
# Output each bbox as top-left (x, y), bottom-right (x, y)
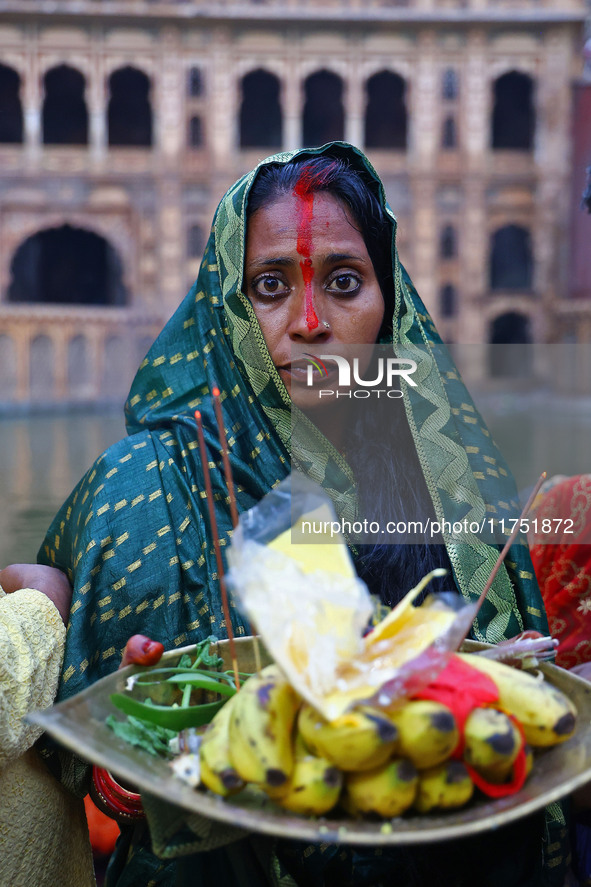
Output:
top-left (110, 692), bottom-right (228, 730)
top-left (163, 674), bottom-right (237, 694)
top-left (133, 667), bottom-right (238, 688)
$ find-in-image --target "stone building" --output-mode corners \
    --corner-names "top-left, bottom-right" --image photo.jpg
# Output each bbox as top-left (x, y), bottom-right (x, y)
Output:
top-left (0, 0), bottom-right (587, 408)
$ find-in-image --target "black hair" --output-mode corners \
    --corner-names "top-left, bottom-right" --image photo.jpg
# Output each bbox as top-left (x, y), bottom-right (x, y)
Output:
top-left (247, 156), bottom-right (394, 338)
top-left (248, 154), bottom-right (451, 606)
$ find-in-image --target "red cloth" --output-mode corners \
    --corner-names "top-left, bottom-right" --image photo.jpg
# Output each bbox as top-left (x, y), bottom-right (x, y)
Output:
top-left (415, 655), bottom-right (527, 798)
top-left (415, 654), bottom-right (499, 748)
top-left (530, 474), bottom-right (591, 668)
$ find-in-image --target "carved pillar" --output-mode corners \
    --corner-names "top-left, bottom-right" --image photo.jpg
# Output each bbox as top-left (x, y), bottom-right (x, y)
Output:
top-left (461, 176), bottom-right (488, 343)
top-left (157, 27), bottom-right (184, 163)
top-left (409, 32), bottom-right (438, 323)
top-left (23, 37), bottom-right (41, 163)
top-left (87, 329), bottom-right (102, 402)
top-left (345, 63), bottom-right (364, 148)
top-left (210, 28), bottom-right (237, 173)
top-left (459, 30), bottom-right (490, 344)
top-left (16, 330), bottom-right (30, 403)
top-left (410, 31), bottom-right (438, 169)
top-left (88, 58), bottom-right (108, 164)
top-left (463, 30), bottom-right (490, 171)
top-left (157, 176), bottom-right (184, 314)
top-left (410, 178), bottom-right (438, 321)
top-left (535, 28), bottom-right (572, 322)
top-left (283, 70), bottom-right (303, 151)
top-left (52, 327), bottom-right (68, 401)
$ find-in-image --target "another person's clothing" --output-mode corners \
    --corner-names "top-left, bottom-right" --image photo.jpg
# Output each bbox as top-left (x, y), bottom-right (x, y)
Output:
top-left (0, 586), bottom-right (95, 887)
top-left (38, 143), bottom-right (566, 887)
top-left (530, 474), bottom-right (591, 668)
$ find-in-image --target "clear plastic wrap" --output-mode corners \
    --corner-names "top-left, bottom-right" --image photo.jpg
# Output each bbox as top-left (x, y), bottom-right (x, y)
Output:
top-left (228, 474), bottom-right (482, 720)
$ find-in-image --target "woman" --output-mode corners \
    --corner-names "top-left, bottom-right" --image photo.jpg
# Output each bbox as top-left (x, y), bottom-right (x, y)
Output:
top-left (36, 143), bottom-right (565, 886)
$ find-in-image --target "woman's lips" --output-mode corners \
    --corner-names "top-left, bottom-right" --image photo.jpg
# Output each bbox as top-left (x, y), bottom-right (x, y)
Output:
top-left (278, 363), bottom-right (338, 385)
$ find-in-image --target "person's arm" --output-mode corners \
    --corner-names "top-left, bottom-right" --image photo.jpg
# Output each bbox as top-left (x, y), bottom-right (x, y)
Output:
top-left (0, 563), bottom-right (72, 626)
top-left (0, 564), bottom-right (72, 768)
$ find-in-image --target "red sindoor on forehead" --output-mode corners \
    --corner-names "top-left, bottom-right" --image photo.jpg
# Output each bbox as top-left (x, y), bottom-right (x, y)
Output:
top-left (293, 167), bottom-right (320, 331)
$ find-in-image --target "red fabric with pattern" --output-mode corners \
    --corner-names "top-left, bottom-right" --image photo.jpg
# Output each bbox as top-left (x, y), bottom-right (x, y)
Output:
top-left (530, 474), bottom-right (591, 668)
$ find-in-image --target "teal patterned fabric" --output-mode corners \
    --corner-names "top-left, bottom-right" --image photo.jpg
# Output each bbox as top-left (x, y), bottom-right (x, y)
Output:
top-left (37, 142), bottom-right (566, 886)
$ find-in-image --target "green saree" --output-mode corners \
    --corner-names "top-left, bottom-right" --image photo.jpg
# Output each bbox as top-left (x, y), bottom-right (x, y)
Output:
top-left (38, 143), bottom-right (567, 886)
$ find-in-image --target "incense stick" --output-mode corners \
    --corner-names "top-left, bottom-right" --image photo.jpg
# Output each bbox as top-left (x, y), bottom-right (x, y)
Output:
top-left (194, 410), bottom-right (240, 689)
top-left (459, 471), bottom-right (547, 645)
top-left (212, 387), bottom-right (262, 676)
top-left (212, 387), bottom-right (239, 530)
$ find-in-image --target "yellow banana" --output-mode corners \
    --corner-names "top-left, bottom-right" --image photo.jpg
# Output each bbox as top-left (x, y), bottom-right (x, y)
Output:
top-left (463, 706), bottom-right (521, 783)
top-left (199, 692), bottom-right (244, 797)
top-left (457, 654), bottom-right (577, 747)
top-left (344, 758), bottom-right (418, 818)
top-left (414, 760), bottom-right (474, 813)
top-left (275, 737), bottom-right (343, 816)
top-left (298, 703), bottom-right (398, 772)
top-left (228, 664), bottom-right (301, 791)
top-left (387, 699), bottom-right (459, 769)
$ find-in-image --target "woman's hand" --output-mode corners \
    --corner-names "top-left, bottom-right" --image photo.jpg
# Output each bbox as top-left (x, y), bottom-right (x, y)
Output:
top-left (0, 563), bottom-right (72, 627)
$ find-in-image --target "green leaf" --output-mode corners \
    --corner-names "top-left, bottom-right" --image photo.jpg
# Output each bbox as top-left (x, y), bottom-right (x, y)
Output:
top-left (193, 635), bottom-right (224, 669)
top-left (105, 714), bottom-right (176, 757)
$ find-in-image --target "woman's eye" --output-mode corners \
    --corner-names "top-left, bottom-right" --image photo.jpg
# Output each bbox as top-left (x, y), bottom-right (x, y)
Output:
top-left (253, 275), bottom-right (289, 298)
top-left (327, 273), bottom-right (361, 294)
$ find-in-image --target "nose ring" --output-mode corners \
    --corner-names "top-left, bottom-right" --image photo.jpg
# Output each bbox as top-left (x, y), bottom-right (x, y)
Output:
top-left (323, 320), bottom-right (331, 330)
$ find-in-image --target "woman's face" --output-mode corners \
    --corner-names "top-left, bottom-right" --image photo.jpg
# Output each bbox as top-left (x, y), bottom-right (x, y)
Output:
top-left (244, 190), bottom-right (385, 407)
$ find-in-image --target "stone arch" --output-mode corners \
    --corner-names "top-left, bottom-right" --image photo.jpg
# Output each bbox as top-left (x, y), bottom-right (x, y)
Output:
top-left (303, 70), bottom-right (344, 146)
top-left (0, 212), bottom-right (135, 296)
top-left (360, 59), bottom-right (412, 84)
top-left (442, 115), bottom-right (457, 150)
top-left (440, 224), bottom-right (457, 259)
top-left (440, 284), bottom-right (457, 318)
top-left (364, 70), bottom-right (407, 150)
top-left (108, 66), bottom-right (152, 147)
top-left (488, 311), bottom-right (532, 376)
top-left (187, 223), bottom-right (205, 258)
top-left (234, 58), bottom-right (286, 83)
top-left (188, 115), bottom-right (203, 148)
top-left (491, 71), bottom-right (535, 150)
top-left (42, 64), bottom-right (88, 145)
top-left (0, 63), bottom-right (23, 143)
top-left (442, 68), bottom-right (459, 101)
top-left (239, 69), bottom-right (282, 149)
top-left (0, 334), bottom-right (17, 400)
top-left (187, 66), bottom-right (204, 98)
top-left (8, 225), bottom-right (128, 306)
top-left (490, 224), bottom-right (533, 291)
top-left (30, 334), bottom-right (55, 401)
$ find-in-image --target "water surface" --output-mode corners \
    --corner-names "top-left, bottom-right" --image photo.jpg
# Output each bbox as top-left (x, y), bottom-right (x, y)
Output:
top-left (1, 397), bottom-right (590, 567)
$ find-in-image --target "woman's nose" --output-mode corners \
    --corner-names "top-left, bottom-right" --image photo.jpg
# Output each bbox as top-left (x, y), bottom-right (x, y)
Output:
top-left (287, 286), bottom-right (331, 340)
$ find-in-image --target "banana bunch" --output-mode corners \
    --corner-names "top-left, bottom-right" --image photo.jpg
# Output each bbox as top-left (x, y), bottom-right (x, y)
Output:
top-left (197, 652), bottom-right (577, 819)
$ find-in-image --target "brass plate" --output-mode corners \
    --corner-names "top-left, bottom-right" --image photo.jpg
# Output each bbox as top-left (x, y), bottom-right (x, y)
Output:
top-left (29, 638), bottom-right (591, 845)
